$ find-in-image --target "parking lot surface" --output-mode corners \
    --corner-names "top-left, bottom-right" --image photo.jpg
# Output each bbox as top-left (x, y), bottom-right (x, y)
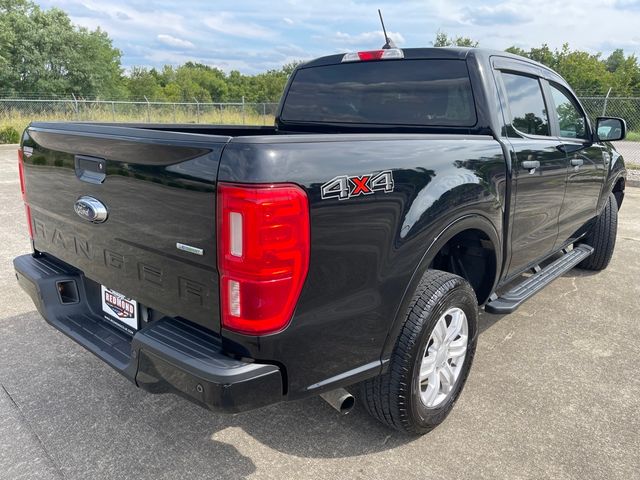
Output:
top-left (1, 144), bottom-right (639, 479)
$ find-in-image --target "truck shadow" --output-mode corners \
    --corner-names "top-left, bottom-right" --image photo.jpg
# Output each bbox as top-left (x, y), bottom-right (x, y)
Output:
top-left (223, 395), bottom-right (414, 457)
top-left (0, 312), bottom-right (415, 480)
top-left (477, 310), bottom-right (506, 335)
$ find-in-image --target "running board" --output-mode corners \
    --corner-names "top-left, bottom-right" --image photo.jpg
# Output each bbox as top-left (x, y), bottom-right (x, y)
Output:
top-left (485, 245), bottom-right (594, 314)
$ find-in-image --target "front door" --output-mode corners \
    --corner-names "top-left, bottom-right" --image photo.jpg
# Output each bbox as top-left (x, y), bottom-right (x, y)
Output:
top-left (547, 83), bottom-right (607, 248)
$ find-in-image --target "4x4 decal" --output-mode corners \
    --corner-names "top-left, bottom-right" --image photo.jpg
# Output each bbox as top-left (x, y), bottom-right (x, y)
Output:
top-left (321, 170), bottom-right (394, 200)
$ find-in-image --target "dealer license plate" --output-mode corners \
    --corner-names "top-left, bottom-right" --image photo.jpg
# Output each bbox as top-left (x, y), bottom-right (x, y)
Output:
top-left (101, 285), bottom-right (138, 331)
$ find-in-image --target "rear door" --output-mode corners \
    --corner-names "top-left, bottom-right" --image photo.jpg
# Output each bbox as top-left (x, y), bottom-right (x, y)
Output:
top-left (495, 69), bottom-right (569, 276)
top-left (546, 83), bottom-right (607, 248)
top-left (22, 123), bottom-right (229, 330)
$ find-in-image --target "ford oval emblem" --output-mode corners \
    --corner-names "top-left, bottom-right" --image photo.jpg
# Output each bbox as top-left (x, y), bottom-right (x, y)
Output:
top-left (74, 196), bottom-right (108, 223)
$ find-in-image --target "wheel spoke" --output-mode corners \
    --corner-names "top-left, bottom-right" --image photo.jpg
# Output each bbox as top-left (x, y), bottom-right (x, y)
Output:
top-left (439, 363), bottom-right (455, 392)
top-left (432, 317), bottom-right (447, 346)
top-left (445, 309), bottom-right (464, 343)
top-left (448, 337), bottom-right (468, 361)
top-left (419, 356), bottom-right (436, 382)
top-left (422, 371), bottom-right (440, 405)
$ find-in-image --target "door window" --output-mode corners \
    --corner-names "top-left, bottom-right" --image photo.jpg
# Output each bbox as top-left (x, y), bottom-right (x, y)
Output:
top-left (549, 84), bottom-right (588, 140)
top-left (501, 72), bottom-right (550, 136)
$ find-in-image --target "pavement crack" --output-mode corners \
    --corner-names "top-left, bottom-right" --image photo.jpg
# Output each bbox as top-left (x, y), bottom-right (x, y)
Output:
top-left (1, 384), bottom-right (67, 480)
top-left (562, 277), bottom-right (579, 297)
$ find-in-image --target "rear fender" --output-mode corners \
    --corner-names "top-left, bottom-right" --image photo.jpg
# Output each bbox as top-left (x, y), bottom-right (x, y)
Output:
top-left (380, 214), bottom-right (501, 363)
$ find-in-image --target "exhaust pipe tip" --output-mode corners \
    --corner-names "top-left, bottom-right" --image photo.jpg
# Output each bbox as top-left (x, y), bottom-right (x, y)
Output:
top-left (320, 388), bottom-right (355, 415)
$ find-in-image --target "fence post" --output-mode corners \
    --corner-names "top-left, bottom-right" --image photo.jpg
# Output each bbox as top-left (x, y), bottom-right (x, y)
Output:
top-left (144, 95), bottom-right (151, 122)
top-left (242, 96), bottom-right (245, 125)
top-left (71, 93), bottom-right (79, 120)
top-left (173, 103), bottom-right (176, 123)
top-left (111, 101), bottom-right (116, 121)
top-left (602, 87), bottom-right (612, 116)
top-left (193, 97), bottom-right (200, 123)
top-left (263, 103), bottom-right (266, 125)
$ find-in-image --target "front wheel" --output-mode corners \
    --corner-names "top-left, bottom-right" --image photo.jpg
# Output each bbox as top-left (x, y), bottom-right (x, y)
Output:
top-left (361, 270), bottom-right (478, 434)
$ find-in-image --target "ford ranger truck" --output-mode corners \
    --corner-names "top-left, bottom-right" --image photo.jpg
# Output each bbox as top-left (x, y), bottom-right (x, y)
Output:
top-left (13, 47), bottom-right (627, 434)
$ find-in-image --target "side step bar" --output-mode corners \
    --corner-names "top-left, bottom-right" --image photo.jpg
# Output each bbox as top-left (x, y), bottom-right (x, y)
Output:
top-left (485, 245), bottom-right (594, 314)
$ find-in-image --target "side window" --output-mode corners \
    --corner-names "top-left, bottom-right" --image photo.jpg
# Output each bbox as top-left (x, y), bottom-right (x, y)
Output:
top-left (501, 72), bottom-right (550, 136)
top-left (549, 84), bottom-right (588, 140)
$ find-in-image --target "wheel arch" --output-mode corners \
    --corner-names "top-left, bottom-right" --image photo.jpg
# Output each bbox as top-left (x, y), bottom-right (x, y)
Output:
top-left (612, 176), bottom-right (625, 209)
top-left (380, 214), bottom-right (502, 362)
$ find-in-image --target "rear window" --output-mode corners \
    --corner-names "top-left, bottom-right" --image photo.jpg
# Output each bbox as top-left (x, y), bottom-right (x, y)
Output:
top-left (281, 59), bottom-right (477, 127)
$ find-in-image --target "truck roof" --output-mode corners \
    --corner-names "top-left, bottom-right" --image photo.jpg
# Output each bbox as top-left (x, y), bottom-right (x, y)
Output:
top-left (301, 47), bottom-right (561, 80)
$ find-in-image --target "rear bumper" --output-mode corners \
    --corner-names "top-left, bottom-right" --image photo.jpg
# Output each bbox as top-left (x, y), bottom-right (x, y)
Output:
top-left (13, 253), bottom-right (283, 413)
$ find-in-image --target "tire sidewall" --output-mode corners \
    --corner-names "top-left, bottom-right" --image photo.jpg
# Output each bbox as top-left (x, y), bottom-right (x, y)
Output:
top-left (578, 192), bottom-right (618, 271)
top-left (408, 278), bottom-right (478, 430)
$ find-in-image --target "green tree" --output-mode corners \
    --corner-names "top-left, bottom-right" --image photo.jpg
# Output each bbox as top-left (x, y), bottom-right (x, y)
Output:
top-left (554, 46), bottom-right (612, 94)
top-left (506, 43), bottom-right (618, 94)
top-left (175, 63), bottom-right (228, 101)
top-left (507, 43), bottom-right (557, 68)
top-left (606, 49), bottom-right (626, 73)
top-left (606, 51), bottom-right (640, 94)
top-left (126, 67), bottom-right (166, 101)
top-left (433, 31), bottom-right (479, 48)
top-left (0, 0), bottom-right (124, 97)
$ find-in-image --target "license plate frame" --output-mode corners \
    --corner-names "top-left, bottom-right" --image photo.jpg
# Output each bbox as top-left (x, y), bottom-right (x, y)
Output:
top-left (101, 285), bottom-right (139, 332)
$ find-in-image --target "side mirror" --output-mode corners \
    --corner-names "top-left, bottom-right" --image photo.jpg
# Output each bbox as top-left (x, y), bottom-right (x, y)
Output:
top-left (596, 117), bottom-right (627, 142)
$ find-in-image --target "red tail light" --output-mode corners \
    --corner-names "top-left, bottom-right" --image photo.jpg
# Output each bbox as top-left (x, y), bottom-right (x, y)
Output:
top-left (217, 183), bottom-right (310, 335)
top-left (18, 149), bottom-right (33, 239)
top-left (24, 204), bottom-right (34, 239)
top-left (18, 149), bottom-right (26, 198)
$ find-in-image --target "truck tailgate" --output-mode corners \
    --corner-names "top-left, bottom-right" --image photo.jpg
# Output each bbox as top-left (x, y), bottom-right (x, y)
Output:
top-left (22, 123), bottom-right (228, 330)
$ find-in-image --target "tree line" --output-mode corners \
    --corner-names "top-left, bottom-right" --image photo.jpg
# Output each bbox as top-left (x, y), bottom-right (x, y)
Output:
top-left (0, 0), bottom-right (294, 102)
top-left (124, 63), bottom-right (296, 103)
top-left (2, 0), bottom-right (640, 102)
top-left (434, 32), bottom-right (640, 96)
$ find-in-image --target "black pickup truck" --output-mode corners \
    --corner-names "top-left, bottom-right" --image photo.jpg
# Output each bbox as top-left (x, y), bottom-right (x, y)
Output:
top-left (14, 47), bottom-right (627, 434)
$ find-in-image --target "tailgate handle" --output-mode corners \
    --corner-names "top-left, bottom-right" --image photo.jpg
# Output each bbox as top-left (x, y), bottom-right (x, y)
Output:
top-left (75, 155), bottom-right (106, 184)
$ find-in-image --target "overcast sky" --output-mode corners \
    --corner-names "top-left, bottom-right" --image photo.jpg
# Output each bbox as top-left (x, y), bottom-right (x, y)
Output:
top-left (36, 0), bottom-right (640, 74)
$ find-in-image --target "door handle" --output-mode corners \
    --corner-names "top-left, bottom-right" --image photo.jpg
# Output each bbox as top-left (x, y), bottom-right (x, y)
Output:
top-left (521, 160), bottom-right (540, 173)
top-left (570, 158), bottom-right (584, 167)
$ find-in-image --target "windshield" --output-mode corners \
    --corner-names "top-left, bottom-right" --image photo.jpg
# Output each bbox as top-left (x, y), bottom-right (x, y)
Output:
top-left (281, 59), bottom-right (477, 127)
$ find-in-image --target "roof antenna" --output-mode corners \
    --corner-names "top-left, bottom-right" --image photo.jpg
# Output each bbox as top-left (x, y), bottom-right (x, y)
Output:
top-left (378, 9), bottom-right (396, 49)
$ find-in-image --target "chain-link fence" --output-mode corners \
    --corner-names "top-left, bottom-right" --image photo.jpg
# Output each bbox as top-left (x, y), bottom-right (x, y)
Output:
top-left (580, 96), bottom-right (640, 166)
top-left (580, 96), bottom-right (640, 129)
top-left (1, 95), bottom-right (639, 165)
top-left (0, 97), bottom-right (280, 132)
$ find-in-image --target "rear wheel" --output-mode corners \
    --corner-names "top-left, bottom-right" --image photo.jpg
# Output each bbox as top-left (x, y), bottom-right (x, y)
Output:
top-left (361, 270), bottom-right (478, 434)
top-left (578, 193), bottom-right (618, 271)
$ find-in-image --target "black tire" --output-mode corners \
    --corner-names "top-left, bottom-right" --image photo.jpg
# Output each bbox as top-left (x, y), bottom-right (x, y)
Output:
top-left (578, 193), bottom-right (618, 271)
top-left (361, 270), bottom-right (478, 435)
